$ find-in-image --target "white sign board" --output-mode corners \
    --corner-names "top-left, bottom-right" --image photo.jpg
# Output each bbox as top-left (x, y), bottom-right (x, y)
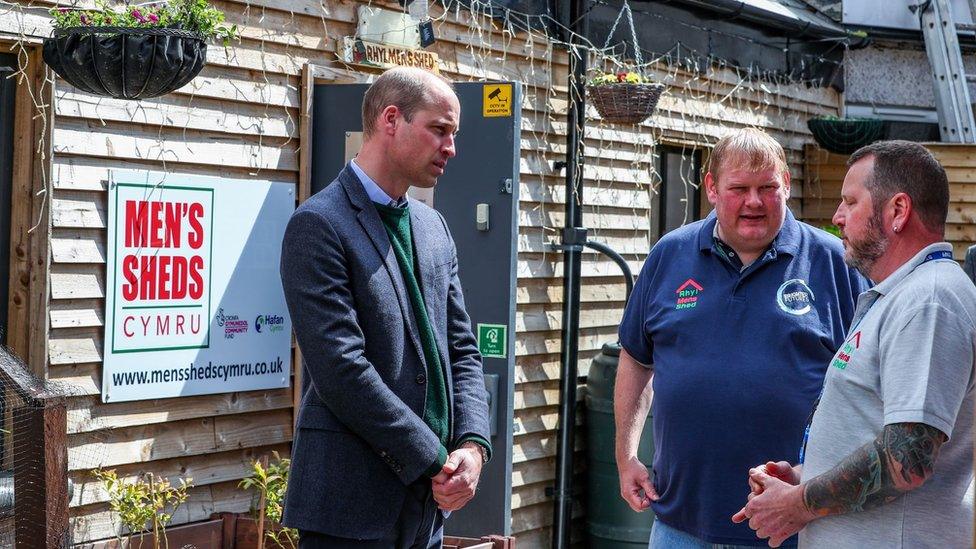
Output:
top-left (356, 5), bottom-right (420, 48)
top-left (102, 170), bottom-right (294, 403)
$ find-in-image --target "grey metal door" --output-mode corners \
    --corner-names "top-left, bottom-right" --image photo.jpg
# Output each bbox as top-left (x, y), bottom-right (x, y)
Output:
top-left (312, 80), bottom-right (520, 537)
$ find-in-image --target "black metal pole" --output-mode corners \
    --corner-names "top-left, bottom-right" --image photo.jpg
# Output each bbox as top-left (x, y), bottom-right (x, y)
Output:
top-left (552, 0), bottom-right (587, 546)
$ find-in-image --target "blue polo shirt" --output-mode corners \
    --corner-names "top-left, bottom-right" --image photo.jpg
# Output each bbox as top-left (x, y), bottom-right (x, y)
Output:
top-left (618, 210), bottom-right (870, 546)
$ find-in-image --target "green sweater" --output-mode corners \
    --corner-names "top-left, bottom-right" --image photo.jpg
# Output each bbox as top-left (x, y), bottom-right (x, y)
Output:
top-left (375, 202), bottom-right (492, 477)
top-left (375, 203), bottom-right (450, 477)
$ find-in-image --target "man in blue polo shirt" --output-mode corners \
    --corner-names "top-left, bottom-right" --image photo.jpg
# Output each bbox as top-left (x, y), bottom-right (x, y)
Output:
top-left (614, 128), bottom-right (869, 548)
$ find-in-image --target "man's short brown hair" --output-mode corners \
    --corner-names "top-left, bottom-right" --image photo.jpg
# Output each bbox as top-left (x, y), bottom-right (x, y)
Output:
top-left (847, 141), bottom-right (949, 234)
top-left (708, 128), bottom-right (788, 181)
top-left (361, 67), bottom-right (454, 137)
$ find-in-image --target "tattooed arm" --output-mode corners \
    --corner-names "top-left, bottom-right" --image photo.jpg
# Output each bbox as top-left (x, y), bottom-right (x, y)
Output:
top-left (732, 423), bottom-right (946, 547)
top-left (803, 422), bottom-right (946, 515)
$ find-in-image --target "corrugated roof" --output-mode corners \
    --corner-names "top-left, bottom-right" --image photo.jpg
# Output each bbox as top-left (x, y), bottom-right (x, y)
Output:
top-left (744, 0), bottom-right (845, 30)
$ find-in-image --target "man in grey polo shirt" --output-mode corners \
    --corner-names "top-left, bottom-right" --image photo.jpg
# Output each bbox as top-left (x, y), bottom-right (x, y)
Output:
top-left (733, 140), bottom-right (976, 548)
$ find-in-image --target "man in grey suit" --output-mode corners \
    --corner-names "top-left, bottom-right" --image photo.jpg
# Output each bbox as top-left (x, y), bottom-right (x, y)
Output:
top-left (279, 67), bottom-right (492, 548)
top-left (965, 244), bottom-right (975, 284)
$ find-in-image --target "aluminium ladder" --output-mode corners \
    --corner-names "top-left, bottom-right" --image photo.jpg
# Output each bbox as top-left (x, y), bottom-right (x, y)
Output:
top-left (919, 0), bottom-right (976, 142)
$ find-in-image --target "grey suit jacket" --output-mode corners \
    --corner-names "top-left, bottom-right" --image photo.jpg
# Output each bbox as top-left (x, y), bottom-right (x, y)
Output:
top-left (279, 165), bottom-right (491, 538)
top-left (965, 244), bottom-right (976, 284)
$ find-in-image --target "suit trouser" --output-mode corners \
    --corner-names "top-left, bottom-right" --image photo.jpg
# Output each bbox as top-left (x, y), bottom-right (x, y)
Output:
top-left (298, 479), bottom-right (443, 549)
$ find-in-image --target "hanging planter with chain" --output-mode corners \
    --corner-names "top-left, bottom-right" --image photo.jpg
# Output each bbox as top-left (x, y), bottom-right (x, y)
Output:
top-left (587, 0), bottom-right (665, 125)
top-left (807, 116), bottom-right (886, 155)
top-left (43, 0), bottom-right (238, 101)
top-left (588, 74), bottom-right (665, 125)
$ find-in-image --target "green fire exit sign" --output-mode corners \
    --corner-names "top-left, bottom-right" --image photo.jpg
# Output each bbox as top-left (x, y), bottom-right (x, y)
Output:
top-left (477, 323), bottom-right (507, 358)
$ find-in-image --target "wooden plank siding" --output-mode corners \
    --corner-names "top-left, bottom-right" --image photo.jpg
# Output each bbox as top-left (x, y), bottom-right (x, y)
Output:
top-left (0, 0), bottom-right (840, 545)
top-left (805, 143), bottom-right (976, 260)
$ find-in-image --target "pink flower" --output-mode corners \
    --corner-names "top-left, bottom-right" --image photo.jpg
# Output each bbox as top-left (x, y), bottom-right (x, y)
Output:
top-left (147, 13), bottom-right (159, 23)
top-left (131, 9), bottom-right (146, 23)
top-left (57, 7), bottom-right (69, 13)
top-left (79, 14), bottom-right (90, 24)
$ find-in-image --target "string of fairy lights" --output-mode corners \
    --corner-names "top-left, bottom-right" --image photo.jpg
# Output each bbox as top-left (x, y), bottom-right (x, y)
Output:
top-left (0, 0), bottom-right (846, 540)
top-left (430, 0), bottom-right (842, 257)
top-left (0, 0), bottom-right (847, 351)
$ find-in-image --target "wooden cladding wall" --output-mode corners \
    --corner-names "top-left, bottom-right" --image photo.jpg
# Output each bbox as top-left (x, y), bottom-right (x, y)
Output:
top-left (0, 0), bottom-right (840, 545)
top-left (804, 144), bottom-right (976, 259)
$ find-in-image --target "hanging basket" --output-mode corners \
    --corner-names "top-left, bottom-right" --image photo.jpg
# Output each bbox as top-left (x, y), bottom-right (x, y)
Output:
top-left (588, 82), bottom-right (665, 125)
top-left (42, 26), bottom-right (207, 100)
top-left (807, 117), bottom-right (886, 155)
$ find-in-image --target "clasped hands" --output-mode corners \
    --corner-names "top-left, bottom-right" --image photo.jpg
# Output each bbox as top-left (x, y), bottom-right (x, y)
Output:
top-left (731, 461), bottom-right (816, 548)
top-left (431, 442), bottom-right (484, 511)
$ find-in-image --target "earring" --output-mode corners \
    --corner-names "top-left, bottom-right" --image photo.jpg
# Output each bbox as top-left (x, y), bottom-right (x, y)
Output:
top-left (893, 225), bottom-right (899, 233)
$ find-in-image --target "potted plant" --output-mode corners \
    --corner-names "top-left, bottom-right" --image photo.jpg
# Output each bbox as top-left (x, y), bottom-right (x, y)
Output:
top-left (807, 116), bottom-right (886, 155)
top-left (234, 452), bottom-right (298, 549)
top-left (94, 469), bottom-right (193, 549)
top-left (587, 70), bottom-right (666, 125)
top-left (43, 0), bottom-right (238, 100)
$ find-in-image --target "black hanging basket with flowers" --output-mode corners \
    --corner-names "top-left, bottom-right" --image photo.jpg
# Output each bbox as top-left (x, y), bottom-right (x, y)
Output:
top-left (807, 117), bottom-right (886, 155)
top-left (42, 1), bottom-right (237, 101)
top-left (43, 26), bottom-right (206, 100)
top-left (588, 82), bottom-right (665, 125)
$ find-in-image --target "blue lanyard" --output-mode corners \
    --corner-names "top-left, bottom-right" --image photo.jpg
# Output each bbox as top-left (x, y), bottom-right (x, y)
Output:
top-left (924, 249), bottom-right (955, 262)
top-left (798, 248), bottom-right (954, 464)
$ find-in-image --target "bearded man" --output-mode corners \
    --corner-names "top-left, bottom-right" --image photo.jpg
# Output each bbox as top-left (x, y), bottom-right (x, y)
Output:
top-left (735, 140), bottom-right (976, 549)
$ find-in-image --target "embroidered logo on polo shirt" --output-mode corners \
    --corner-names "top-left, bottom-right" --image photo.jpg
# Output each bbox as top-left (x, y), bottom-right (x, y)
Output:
top-left (831, 331), bottom-right (861, 370)
top-left (776, 279), bottom-right (814, 316)
top-left (675, 279), bottom-right (703, 310)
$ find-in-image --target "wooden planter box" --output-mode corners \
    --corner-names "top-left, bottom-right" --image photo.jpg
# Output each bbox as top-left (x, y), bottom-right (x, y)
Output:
top-left (84, 518), bottom-right (224, 548)
top-left (444, 535), bottom-right (517, 549)
top-left (83, 516), bottom-right (513, 549)
top-left (210, 514), bottom-right (513, 549)
top-left (212, 511), bottom-right (293, 549)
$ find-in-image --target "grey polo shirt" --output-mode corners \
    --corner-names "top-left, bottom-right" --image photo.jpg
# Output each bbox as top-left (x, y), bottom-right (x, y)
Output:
top-left (799, 243), bottom-right (976, 549)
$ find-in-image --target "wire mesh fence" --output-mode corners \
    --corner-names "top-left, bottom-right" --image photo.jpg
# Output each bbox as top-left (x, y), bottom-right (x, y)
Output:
top-left (0, 346), bottom-right (69, 548)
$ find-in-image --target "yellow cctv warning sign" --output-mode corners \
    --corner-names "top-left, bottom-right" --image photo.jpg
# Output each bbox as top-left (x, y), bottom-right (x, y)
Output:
top-left (483, 84), bottom-right (512, 117)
